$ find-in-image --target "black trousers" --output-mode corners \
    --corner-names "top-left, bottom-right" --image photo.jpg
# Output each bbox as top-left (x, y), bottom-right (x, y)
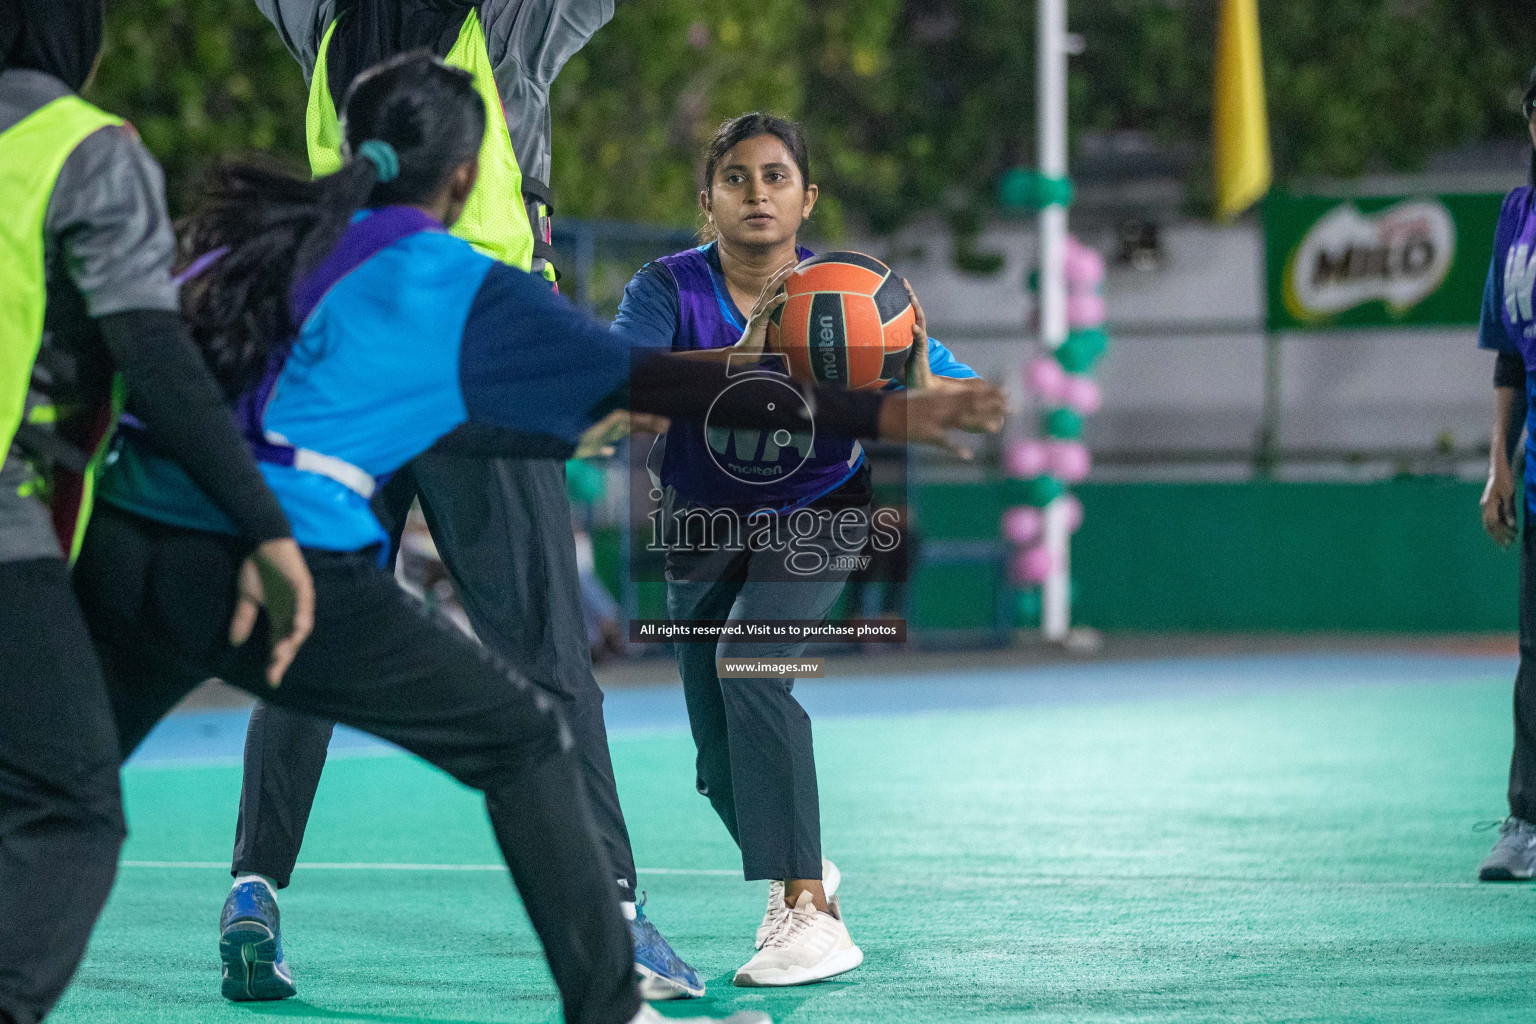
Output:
top-left (233, 455), bottom-right (638, 897)
top-left (72, 506), bottom-right (639, 1024)
top-left (0, 558), bottom-right (126, 1024)
top-left (663, 507), bottom-right (866, 882)
top-left (1511, 518), bottom-right (1536, 821)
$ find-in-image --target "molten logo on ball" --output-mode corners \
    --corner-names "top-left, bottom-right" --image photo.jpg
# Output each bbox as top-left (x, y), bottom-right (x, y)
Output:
top-left (768, 251), bottom-right (916, 390)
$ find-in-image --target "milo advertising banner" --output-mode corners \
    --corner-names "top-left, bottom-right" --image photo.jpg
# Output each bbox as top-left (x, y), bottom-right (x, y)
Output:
top-left (1264, 191), bottom-right (1505, 332)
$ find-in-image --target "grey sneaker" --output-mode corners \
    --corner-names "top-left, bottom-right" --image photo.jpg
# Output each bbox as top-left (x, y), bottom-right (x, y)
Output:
top-left (1479, 817), bottom-right (1536, 880)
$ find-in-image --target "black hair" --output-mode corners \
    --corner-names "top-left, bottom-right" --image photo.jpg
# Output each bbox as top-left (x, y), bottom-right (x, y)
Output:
top-left (699, 112), bottom-right (812, 242)
top-left (0, 0), bottom-right (104, 92)
top-left (1525, 66), bottom-right (1536, 185)
top-left (179, 50), bottom-right (485, 398)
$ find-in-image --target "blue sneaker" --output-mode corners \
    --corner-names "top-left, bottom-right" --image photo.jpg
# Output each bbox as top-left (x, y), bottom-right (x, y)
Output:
top-left (219, 879), bottom-right (296, 1001)
top-left (630, 896), bottom-right (704, 999)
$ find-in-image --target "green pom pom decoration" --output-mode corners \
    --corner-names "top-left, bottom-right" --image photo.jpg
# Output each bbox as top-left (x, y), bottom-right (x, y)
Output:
top-left (1042, 408), bottom-right (1083, 440)
top-left (564, 459), bottom-right (607, 505)
top-left (1055, 328), bottom-right (1109, 374)
top-left (1003, 474), bottom-right (1065, 507)
top-left (997, 168), bottom-right (1074, 211)
top-left (1014, 588), bottom-right (1042, 626)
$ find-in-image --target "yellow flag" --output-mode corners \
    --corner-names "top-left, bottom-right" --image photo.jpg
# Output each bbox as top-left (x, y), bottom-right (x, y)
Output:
top-left (1213, 0), bottom-right (1271, 220)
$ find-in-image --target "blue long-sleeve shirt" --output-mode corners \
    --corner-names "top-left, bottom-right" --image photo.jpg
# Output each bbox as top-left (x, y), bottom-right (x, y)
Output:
top-left (102, 206), bottom-right (632, 551)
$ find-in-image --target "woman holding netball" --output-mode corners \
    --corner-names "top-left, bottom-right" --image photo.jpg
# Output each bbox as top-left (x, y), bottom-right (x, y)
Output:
top-left (613, 113), bottom-right (986, 986)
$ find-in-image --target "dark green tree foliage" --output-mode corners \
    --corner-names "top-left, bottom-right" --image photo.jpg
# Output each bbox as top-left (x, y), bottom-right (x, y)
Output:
top-left (91, 0), bottom-right (310, 215)
top-left (87, 0), bottom-right (1536, 233)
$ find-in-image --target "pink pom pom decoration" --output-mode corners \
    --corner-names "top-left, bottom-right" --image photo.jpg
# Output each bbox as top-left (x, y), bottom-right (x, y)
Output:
top-left (1066, 291), bottom-right (1106, 328)
top-left (1010, 545), bottom-right (1056, 586)
top-left (1048, 441), bottom-right (1092, 483)
top-left (1002, 506), bottom-right (1045, 545)
top-left (1005, 439), bottom-right (1050, 479)
top-left (1063, 237), bottom-right (1105, 288)
top-left (1060, 493), bottom-right (1084, 534)
top-left (1065, 375), bottom-right (1102, 415)
top-left (1025, 357), bottom-right (1069, 403)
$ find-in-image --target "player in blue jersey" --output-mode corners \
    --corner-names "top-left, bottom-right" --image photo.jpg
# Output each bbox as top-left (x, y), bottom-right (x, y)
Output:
top-left (70, 54), bottom-right (1002, 1024)
top-left (613, 112), bottom-right (989, 987)
top-left (229, 1), bottom-right (714, 1000)
top-left (1476, 66), bottom-right (1536, 883)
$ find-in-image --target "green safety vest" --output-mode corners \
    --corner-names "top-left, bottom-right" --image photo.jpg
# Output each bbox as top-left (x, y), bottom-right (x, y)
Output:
top-left (306, 9), bottom-right (536, 272)
top-left (0, 94), bottom-right (127, 560)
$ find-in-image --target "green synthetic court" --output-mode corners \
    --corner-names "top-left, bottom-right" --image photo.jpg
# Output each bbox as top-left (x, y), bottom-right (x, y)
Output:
top-left (53, 654), bottom-right (1536, 1024)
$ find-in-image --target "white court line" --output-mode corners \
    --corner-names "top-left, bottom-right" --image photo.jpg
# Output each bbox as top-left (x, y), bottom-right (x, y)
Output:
top-left (120, 861), bottom-right (740, 876)
top-left (114, 862), bottom-right (1502, 888)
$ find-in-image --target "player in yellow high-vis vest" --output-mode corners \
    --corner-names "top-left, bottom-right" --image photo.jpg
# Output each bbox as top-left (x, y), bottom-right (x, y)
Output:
top-left (0, 3), bottom-right (314, 1021)
top-left (240, 1), bottom-right (706, 1002)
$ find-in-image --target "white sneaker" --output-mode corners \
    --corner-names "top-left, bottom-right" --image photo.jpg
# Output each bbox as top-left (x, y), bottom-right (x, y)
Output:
top-left (754, 858), bottom-right (840, 950)
top-left (734, 891), bottom-right (863, 987)
top-left (628, 1004), bottom-right (769, 1024)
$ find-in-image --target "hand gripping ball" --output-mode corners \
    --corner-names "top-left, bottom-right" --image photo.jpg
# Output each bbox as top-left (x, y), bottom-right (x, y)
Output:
top-left (767, 252), bottom-right (916, 391)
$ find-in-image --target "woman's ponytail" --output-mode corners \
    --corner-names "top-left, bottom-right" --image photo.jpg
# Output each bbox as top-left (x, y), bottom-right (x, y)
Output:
top-left (178, 52), bottom-right (483, 400)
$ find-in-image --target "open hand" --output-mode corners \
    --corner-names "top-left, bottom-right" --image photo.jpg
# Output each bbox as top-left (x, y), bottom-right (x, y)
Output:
top-left (734, 258), bottom-right (802, 354)
top-left (574, 409), bottom-right (632, 459)
top-left (1483, 466), bottom-right (1519, 548)
top-left (876, 382), bottom-right (1007, 459)
top-left (903, 279), bottom-right (935, 391)
top-left (230, 537), bottom-right (316, 687)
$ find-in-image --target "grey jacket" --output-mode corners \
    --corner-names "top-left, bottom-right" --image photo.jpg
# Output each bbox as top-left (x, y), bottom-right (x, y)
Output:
top-left (0, 68), bottom-right (179, 562)
top-left (253, 0), bottom-right (613, 184)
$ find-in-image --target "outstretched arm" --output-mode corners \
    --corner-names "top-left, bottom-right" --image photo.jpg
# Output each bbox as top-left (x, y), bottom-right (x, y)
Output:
top-left (449, 263), bottom-right (1003, 458)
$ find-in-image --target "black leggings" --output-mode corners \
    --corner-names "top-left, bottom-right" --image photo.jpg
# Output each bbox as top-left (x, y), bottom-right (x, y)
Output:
top-left (1511, 518), bottom-right (1536, 821)
top-left (233, 455), bottom-right (637, 897)
top-left (71, 505), bottom-right (639, 1024)
top-left (0, 557), bottom-right (125, 1024)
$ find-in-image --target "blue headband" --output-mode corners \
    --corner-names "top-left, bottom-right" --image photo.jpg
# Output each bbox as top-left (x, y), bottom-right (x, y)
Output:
top-left (356, 139), bottom-right (400, 184)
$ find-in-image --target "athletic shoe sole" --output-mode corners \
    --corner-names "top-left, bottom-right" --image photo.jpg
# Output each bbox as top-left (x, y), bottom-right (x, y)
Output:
top-left (636, 961), bottom-right (705, 1000)
top-left (732, 944), bottom-right (864, 988)
top-left (1479, 866), bottom-right (1533, 881)
top-left (219, 921), bottom-right (296, 1002)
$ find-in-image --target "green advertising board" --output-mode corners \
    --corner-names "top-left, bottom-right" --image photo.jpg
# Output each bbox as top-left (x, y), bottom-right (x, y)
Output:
top-left (1263, 190), bottom-right (1505, 332)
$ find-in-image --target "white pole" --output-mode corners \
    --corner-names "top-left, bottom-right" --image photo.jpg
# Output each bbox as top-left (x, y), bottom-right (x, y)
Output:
top-left (1038, 0), bottom-right (1071, 641)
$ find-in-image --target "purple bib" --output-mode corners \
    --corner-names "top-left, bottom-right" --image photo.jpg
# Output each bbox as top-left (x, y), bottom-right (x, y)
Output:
top-left (1501, 187), bottom-right (1536, 360)
top-left (655, 244), bottom-right (863, 511)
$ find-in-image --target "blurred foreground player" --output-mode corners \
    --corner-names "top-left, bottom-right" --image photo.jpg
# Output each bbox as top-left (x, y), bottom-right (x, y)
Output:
top-left (1476, 65), bottom-right (1536, 881)
top-left (232, 0), bottom-right (707, 1001)
top-left (0, 3), bottom-right (313, 1021)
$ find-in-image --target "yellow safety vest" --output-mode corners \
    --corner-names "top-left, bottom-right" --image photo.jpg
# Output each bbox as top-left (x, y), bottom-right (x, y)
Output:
top-left (0, 95), bottom-right (126, 559)
top-left (305, 10), bottom-right (536, 271)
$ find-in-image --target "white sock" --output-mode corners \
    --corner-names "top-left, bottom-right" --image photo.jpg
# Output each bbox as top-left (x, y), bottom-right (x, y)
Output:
top-left (619, 899), bottom-right (637, 921)
top-left (233, 873), bottom-right (278, 896)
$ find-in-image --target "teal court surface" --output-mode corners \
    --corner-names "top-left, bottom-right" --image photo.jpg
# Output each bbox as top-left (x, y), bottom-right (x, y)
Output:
top-left (52, 651), bottom-right (1536, 1023)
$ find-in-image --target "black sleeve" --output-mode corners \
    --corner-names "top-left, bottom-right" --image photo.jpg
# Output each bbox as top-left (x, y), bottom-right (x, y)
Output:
top-left (433, 352), bottom-right (887, 460)
top-left (98, 310), bottom-right (291, 544)
top-left (1496, 350), bottom-right (1526, 389)
top-left (615, 352), bottom-right (886, 438)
